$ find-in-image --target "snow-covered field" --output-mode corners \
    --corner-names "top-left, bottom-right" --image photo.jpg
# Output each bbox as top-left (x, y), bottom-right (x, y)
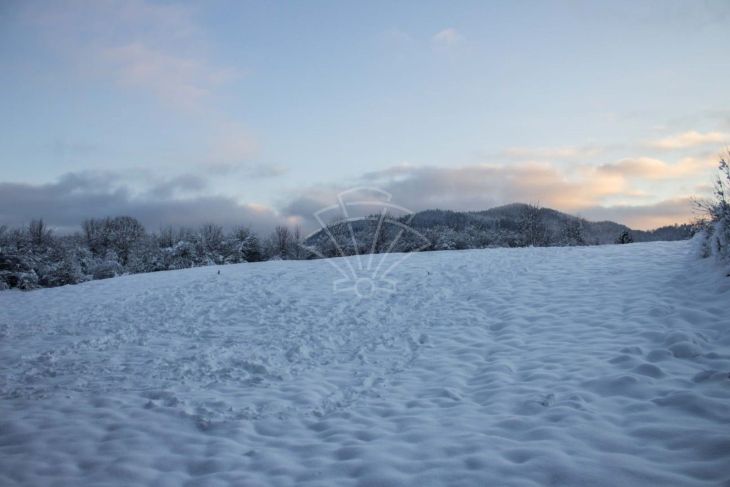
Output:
top-left (1, 241), bottom-right (729, 486)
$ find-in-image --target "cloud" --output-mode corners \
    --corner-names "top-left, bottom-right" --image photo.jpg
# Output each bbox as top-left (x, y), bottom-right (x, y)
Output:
top-left (366, 164), bottom-right (626, 211)
top-left (649, 130), bottom-right (728, 150)
top-left (100, 42), bottom-right (237, 109)
top-left (0, 172), bottom-right (287, 235)
top-left (203, 161), bottom-right (289, 179)
top-left (597, 156), bottom-right (715, 180)
top-left (580, 198), bottom-right (697, 230)
top-left (200, 124), bottom-right (286, 179)
top-left (19, 0), bottom-right (260, 185)
top-left (145, 174), bottom-right (208, 199)
top-left (282, 163), bottom-right (616, 228)
top-left (503, 145), bottom-right (602, 161)
top-left (27, 0), bottom-right (239, 111)
top-left (432, 28), bottom-right (465, 47)
top-left (0, 154), bottom-right (714, 235)
top-left (247, 164), bottom-right (288, 179)
top-left (282, 157), bottom-right (714, 230)
top-left (28, 0), bottom-right (199, 42)
top-left (207, 126), bottom-right (259, 165)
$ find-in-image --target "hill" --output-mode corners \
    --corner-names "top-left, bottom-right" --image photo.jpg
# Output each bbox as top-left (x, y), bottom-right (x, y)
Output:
top-left (304, 203), bottom-right (693, 257)
top-left (1, 241), bottom-right (729, 486)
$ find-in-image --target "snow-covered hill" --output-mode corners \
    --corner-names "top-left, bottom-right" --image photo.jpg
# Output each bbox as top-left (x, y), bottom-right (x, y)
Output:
top-left (1, 241), bottom-right (729, 486)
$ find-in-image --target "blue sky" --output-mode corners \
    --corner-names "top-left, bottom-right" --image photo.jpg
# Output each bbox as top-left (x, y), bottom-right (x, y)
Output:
top-left (1, 0), bottom-right (729, 232)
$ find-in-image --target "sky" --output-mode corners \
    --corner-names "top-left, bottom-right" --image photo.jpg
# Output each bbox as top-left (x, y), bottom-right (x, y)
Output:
top-left (1, 0), bottom-right (729, 234)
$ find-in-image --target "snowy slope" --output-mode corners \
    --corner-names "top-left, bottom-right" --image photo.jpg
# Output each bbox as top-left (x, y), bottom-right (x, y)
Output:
top-left (1, 241), bottom-right (729, 486)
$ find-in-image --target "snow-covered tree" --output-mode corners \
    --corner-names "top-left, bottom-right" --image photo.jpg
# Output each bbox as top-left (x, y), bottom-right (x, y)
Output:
top-left (558, 218), bottom-right (586, 246)
top-left (268, 225), bottom-right (294, 260)
top-left (0, 252), bottom-right (38, 290)
top-left (518, 204), bottom-right (550, 247)
top-left (105, 216), bottom-right (146, 266)
top-left (41, 248), bottom-right (85, 287)
top-left (696, 155), bottom-right (730, 263)
top-left (198, 224), bottom-right (226, 264)
top-left (225, 226), bottom-right (262, 263)
top-left (91, 249), bottom-right (124, 279)
top-left (126, 235), bottom-right (165, 273)
top-left (28, 219), bottom-right (53, 247)
top-left (615, 231), bottom-right (634, 244)
top-left (83, 216), bottom-right (145, 266)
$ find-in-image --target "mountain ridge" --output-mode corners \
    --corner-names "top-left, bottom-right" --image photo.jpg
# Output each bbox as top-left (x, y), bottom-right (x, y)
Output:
top-left (304, 202), bottom-right (693, 256)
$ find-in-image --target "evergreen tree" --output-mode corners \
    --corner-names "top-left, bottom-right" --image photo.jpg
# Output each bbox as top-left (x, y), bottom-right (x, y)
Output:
top-left (615, 231), bottom-right (634, 244)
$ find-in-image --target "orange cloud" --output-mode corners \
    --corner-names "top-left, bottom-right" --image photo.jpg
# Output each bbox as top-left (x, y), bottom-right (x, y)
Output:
top-left (581, 198), bottom-right (698, 230)
top-left (503, 145), bottom-right (602, 161)
top-left (649, 130), bottom-right (728, 150)
top-left (285, 157), bottom-right (716, 229)
top-left (597, 156), bottom-right (715, 180)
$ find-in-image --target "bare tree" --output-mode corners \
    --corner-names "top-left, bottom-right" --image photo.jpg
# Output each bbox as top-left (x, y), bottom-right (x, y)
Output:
top-left (101, 216), bottom-right (146, 266)
top-left (157, 226), bottom-right (176, 248)
top-left (199, 224), bottom-right (224, 252)
top-left (290, 226), bottom-right (304, 259)
top-left (28, 219), bottom-right (52, 246)
top-left (270, 225), bottom-right (292, 259)
top-left (82, 218), bottom-right (104, 253)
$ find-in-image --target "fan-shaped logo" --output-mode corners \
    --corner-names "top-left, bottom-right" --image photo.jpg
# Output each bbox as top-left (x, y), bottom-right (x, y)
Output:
top-left (301, 188), bottom-right (430, 297)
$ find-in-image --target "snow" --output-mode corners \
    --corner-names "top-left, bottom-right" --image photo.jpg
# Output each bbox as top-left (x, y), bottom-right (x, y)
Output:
top-left (1, 241), bottom-right (729, 486)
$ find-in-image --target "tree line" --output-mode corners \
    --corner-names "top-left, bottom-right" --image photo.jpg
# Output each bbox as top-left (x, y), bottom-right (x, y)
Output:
top-left (0, 217), bottom-right (306, 290)
top-left (0, 203), bottom-right (694, 291)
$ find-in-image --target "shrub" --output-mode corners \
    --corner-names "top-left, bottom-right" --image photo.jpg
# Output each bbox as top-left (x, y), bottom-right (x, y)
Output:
top-left (0, 253), bottom-right (39, 290)
top-left (91, 250), bottom-right (124, 280)
top-left (696, 155), bottom-right (730, 264)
